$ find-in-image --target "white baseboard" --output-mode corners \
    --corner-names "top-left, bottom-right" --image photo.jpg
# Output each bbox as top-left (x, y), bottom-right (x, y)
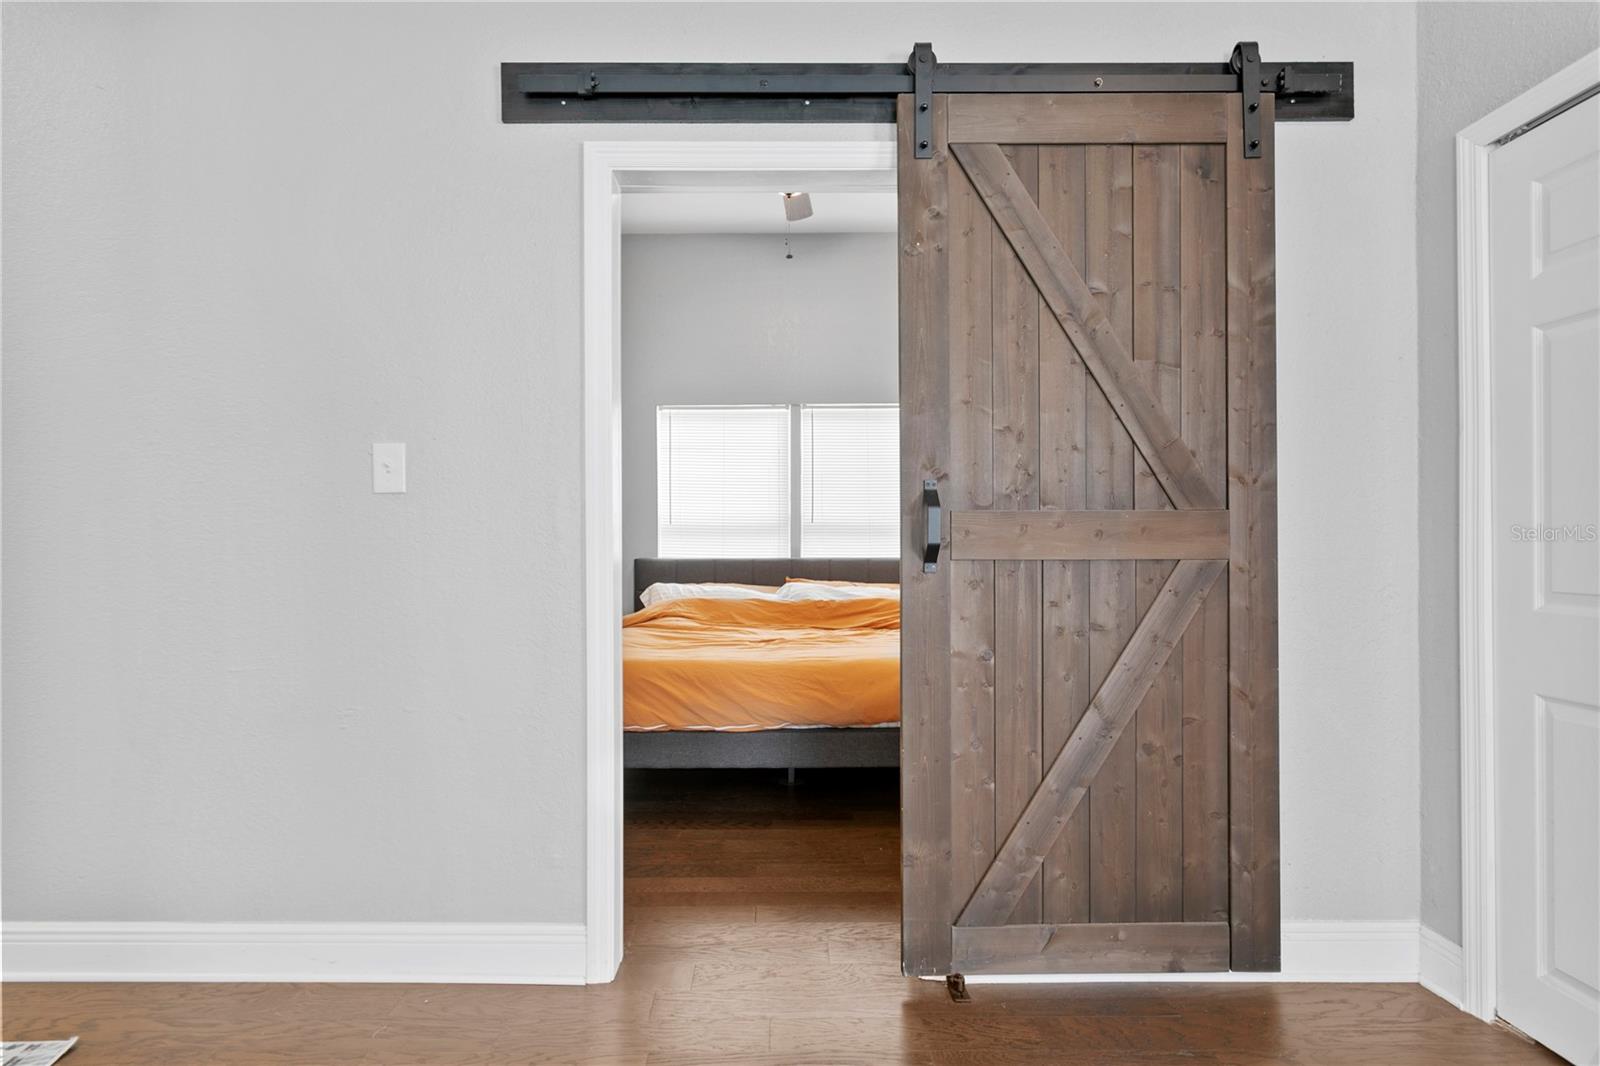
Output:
top-left (964, 921), bottom-right (1425, 985)
top-left (1418, 924), bottom-right (1465, 1008)
top-left (2, 922), bottom-right (587, 984)
top-left (3, 919), bottom-right (1450, 991)
top-left (1280, 920), bottom-right (1420, 981)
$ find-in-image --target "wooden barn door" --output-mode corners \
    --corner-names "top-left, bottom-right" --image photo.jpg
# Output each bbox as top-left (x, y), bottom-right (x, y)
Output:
top-left (899, 92), bottom-right (1279, 977)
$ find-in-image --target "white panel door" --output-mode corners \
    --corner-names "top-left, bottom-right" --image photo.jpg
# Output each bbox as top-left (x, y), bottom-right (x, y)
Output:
top-left (1491, 93), bottom-right (1600, 1066)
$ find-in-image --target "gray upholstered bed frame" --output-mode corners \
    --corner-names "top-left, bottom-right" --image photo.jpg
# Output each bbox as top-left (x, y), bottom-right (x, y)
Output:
top-left (625, 557), bottom-right (900, 770)
top-left (630, 556), bottom-right (900, 611)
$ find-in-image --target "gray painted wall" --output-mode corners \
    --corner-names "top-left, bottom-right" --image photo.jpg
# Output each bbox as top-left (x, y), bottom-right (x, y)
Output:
top-left (1414, 2), bottom-right (1600, 946)
top-left (4, 2), bottom-right (1423, 928)
top-left (621, 233), bottom-right (898, 604)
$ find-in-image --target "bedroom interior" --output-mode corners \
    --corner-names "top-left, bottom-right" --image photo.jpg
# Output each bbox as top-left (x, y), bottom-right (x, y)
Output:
top-left (4, 3), bottom-right (1598, 1062)
top-left (616, 169), bottom-right (904, 902)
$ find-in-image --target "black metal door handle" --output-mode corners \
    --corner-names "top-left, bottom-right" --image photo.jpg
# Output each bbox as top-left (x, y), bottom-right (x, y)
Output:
top-left (923, 479), bottom-right (942, 573)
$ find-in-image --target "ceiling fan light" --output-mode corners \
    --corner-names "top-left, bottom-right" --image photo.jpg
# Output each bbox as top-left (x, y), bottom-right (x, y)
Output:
top-left (782, 192), bottom-right (814, 222)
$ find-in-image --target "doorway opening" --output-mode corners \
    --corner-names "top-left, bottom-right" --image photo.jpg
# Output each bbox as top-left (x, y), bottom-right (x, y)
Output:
top-left (583, 141), bottom-right (899, 982)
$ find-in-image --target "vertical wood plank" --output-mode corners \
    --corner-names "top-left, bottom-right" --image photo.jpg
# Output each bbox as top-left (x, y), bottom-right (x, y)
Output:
top-left (1227, 97), bottom-right (1281, 972)
top-left (993, 146), bottom-right (1043, 925)
top-left (1132, 145), bottom-right (1184, 923)
top-left (1038, 144), bottom-right (1092, 925)
top-left (948, 138), bottom-right (997, 914)
top-left (1133, 145), bottom-right (1184, 405)
top-left (1085, 143), bottom-right (1137, 925)
top-left (1180, 144), bottom-right (1229, 504)
top-left (898, 94), bottom-right (953, 977)
top-left (1180, 143), bottom-right (1231, 923)
top-left (1182, 569), bottom-right (1230, 920)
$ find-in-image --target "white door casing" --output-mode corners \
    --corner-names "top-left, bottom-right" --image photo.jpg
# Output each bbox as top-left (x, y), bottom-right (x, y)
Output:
top-left (1489, 93), bottom-right (1600, 1065)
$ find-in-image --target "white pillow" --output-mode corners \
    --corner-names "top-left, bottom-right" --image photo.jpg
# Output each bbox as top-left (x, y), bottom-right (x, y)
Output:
top-left (639, 582), bottom-right (780, 608)
top-left (776, 582), bottom-right (900, 602)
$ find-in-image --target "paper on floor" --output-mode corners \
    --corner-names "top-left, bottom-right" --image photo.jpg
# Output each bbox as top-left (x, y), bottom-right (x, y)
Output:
top-left (1, 1038), bottom-right (78, 1066)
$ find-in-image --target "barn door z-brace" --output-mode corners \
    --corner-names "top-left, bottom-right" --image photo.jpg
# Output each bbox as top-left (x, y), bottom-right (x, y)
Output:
top-left (502, 42), bottom-right (1353, 157)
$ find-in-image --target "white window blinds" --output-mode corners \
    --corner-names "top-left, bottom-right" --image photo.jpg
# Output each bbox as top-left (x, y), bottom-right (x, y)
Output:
top-left (656, 405), bottom-right (791, 558)
top-left (800, 404), bottom-right (900, 558)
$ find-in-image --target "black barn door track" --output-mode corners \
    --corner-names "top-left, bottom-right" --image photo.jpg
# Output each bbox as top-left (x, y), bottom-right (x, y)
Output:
top-left (501, 41), bottom-right (1353, 160)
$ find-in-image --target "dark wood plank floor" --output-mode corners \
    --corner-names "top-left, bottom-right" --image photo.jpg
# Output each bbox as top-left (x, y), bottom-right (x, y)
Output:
top-left (2, 768), bottom-right (1560, 1064)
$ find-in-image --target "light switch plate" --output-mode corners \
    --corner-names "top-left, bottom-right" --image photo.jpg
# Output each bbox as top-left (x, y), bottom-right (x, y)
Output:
top-left (373, 442), bottom-right (406, 493)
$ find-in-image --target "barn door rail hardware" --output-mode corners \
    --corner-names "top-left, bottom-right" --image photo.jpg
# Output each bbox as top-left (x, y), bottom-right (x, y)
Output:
top-left (1233, 41), bottom-right (1264, 158)
top-left (502, 41), bottom-right (1353, 156)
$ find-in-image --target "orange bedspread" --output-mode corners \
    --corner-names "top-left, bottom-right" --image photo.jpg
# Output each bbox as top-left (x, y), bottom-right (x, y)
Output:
top-left (623, 596), bottom-right (900, 731)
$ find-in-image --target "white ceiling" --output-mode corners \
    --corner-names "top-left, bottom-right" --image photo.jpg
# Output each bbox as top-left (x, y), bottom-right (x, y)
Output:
top-left (621, 190), bottom-right (897, 235)
top-left (619, 169), bottom-right (897, 235)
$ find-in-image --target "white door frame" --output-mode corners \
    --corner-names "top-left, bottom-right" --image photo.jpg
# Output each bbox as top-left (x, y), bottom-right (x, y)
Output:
top-left (579, 138), bottom-right (897, 982)
top-left (1456, 49), bottom-right (1600, 1024)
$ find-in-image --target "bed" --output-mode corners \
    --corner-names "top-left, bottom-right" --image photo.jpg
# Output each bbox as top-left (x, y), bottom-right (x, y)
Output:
top-left (624, 558), bottom-right (900, 769)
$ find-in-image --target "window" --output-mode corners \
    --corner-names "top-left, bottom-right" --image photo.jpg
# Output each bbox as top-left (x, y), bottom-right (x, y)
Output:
top-left (656, 403), bottom-right (899, 558)
top-left (800, 404), bottom-right (899, 557)
top-left (656, 405), bottom-right (791, 558)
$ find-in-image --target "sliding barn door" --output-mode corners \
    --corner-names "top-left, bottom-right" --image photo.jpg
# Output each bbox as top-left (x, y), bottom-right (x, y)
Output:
top-left (899, 92), bottom-right (1278, 976)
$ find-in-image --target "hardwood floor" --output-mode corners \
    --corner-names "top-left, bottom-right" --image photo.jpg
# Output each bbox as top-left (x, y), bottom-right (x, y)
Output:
top-left (2, 768), bottom-right (1561, 1064)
